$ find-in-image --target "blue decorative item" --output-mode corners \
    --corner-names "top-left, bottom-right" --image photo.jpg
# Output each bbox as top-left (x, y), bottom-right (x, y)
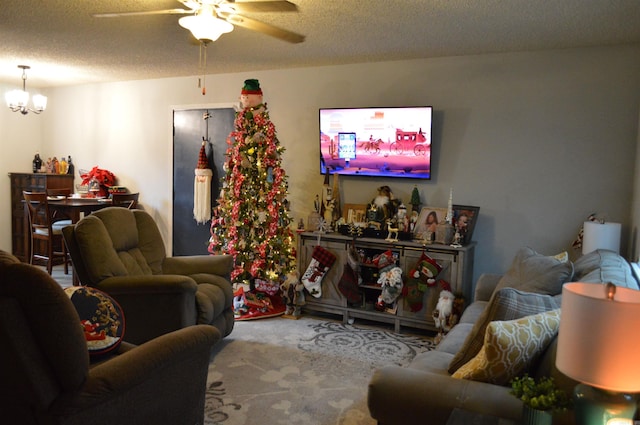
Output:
top-left (267, 167), bottom-right (273, 183)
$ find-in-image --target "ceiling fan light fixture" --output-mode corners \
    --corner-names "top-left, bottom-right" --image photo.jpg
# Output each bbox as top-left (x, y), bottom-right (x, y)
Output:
top-left (179, 13), bottom-right (233, 42)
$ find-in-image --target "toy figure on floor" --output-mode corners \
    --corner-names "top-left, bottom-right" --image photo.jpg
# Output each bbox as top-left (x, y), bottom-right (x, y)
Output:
top-left (209, 79), bottom-right (296, 320)
top-left (232, 286), bottom-right (285, 321)
top-left (280, 272), bottom-right (305, 318)
top-left (432, 283), bottom-right (464, 343)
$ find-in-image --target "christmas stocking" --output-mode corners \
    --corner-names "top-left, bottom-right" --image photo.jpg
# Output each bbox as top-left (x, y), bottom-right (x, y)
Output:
top-left (339, 241), bottom-right (362, 304)
top-left (402, 253), bottom-right (443, 312)
top-left (402, 269), bottom-right (425, 312)
top-left (338, 263), bottom-right (361, 304)
top-left (302, 245), bottom-right (336, 298)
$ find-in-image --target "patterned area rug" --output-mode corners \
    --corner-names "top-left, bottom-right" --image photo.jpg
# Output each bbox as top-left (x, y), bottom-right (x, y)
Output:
top-left (205, 315), bottom-right (435, 425)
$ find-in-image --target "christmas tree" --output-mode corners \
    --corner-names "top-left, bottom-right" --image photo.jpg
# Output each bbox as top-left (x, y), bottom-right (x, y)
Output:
top-left (208, 79), bottom-right (296, 287)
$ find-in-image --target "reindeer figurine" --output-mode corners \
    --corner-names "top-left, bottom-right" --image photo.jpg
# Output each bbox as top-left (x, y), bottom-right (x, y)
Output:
top-left (385, 219), bottom-right (399, 242)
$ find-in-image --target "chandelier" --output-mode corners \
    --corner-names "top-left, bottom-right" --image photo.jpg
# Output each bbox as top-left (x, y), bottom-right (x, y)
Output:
top-left (5, 65), bottom-right (47, 115)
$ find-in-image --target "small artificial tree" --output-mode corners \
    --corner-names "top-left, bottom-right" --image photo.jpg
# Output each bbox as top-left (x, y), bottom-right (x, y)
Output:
top-left (410, 185), bottom-right (421, 212)
top-left (208, 79), bottom-right (296, 287)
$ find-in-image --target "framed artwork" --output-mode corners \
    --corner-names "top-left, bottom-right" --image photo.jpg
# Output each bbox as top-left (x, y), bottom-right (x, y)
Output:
top-left (452, 205), bottom-right (480, 245)
top-left (413, 207), bottom-right (448, 240)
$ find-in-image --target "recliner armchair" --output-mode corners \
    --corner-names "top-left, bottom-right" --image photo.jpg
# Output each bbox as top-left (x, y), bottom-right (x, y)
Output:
top-left (62, 206), bottom-right (234, 344)
top-left (0, 249), bottom-right (219, 425)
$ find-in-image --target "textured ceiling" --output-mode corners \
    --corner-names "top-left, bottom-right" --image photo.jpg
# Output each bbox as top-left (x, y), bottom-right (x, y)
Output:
top-left (1, 0), bottom-right (640, 88)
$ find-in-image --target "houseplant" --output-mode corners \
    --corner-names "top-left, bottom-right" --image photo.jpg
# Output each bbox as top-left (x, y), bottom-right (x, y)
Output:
top-left (510, 374), bottom-right (571, 425)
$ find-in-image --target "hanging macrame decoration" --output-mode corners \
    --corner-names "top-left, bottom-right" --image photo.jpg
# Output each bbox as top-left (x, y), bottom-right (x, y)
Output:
top-left (194, 139), bottom-right (213, 224)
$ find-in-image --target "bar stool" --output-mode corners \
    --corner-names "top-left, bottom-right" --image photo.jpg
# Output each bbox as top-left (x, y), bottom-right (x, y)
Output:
top-left (23, 191), bottom-right (71, 274)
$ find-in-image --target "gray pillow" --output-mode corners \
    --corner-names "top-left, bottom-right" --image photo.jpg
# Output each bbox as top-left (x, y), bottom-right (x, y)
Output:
top-left (574, 249), bottom-right (639, 290)
top-left (447, 287), bottom-right (561, 374)
top-left (493, 247), bottom-right (573, 296)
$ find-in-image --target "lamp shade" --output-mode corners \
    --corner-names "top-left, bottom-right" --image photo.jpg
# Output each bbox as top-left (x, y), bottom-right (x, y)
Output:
top-left (582, 221), bottom-right (621, 254)
top-left (179, 14), bottom-right (233, 42)
top-left (32, 94), bottom-right (47, 111)
top-left (556, 282), bottom-right (640, 393)
top-left (6, 89), bottom-right (28, 108)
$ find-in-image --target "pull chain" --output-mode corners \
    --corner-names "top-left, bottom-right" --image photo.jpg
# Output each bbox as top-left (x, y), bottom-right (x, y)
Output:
top-left (198, 41), bottom-right (208, 96)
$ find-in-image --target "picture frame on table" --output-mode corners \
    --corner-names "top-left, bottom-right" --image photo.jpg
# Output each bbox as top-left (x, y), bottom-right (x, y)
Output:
top-left (413, 207), bottom-right (448, 241)
top-left (452, 205), bottom-right (480, 245)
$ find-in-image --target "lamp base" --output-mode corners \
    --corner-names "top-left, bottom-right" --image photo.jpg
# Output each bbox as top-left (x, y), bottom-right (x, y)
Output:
top-left (573, 384), bottom-right (637, 425)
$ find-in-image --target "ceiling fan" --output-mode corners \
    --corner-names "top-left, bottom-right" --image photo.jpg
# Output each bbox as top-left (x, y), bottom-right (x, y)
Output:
top-left (93, 0), bottom-right (305, 44)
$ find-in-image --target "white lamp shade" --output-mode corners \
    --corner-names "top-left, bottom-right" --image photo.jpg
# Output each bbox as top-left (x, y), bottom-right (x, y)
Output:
top-left (179, 14), bottom-right (233, 42)
top-left (32, 94), bottom-right (47, 111)
top-left (556, 282), bottom-right (640, 393)
top-left (582, 221), bottom-right (621, 254)
top-left (6, 89), bottom-right (29, 108)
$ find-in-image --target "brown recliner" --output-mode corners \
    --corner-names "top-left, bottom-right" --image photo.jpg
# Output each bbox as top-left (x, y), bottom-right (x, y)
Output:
top-left (0, 249), bottom-right (220, 425)
top-left (62, 206), bottom-right (234, 344)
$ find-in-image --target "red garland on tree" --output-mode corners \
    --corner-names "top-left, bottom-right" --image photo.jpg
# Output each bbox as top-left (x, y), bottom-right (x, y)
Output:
top-left (208, 79), bottom-right (296, 319)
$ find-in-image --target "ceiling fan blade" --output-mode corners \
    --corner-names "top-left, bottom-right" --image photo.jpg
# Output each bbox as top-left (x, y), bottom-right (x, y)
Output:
top-left (93, 8), bottom-right (192, 18)
top-left (224, 13), bottom-right (305, 43)
top-left (230, 1), bottom-right (299, 13)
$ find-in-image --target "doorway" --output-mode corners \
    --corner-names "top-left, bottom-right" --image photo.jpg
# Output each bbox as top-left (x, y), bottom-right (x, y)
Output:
top-left (172, 107), bottom-right (235, 256)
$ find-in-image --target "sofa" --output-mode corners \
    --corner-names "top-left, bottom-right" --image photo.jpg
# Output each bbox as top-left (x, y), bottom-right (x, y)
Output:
top-left (62, 207), bottom-right (235, 344)
top-left (368, 248), bottom-right (639, 425)
top-left (0, 249), bottom-right (219, 425)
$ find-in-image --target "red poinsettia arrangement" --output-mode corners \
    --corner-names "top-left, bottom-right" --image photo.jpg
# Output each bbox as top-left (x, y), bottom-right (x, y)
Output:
top-left (81, 166), bottom-right (117, 198)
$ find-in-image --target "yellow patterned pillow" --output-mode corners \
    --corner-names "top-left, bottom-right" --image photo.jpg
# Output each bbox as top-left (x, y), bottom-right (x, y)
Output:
top-left (452, 309), bottom-right (561, 385)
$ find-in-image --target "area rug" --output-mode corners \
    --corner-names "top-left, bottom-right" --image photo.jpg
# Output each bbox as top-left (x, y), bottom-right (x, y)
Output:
top-left (204, 315), bottom-right (436, 425)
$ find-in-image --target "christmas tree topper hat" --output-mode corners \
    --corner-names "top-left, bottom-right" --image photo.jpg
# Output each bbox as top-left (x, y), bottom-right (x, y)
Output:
top-left (241, 79), bottom-right (262, 95)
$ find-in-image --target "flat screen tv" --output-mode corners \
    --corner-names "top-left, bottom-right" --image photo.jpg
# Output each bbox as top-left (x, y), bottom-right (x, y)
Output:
top-left (320, 106), bottom-right (432, 179)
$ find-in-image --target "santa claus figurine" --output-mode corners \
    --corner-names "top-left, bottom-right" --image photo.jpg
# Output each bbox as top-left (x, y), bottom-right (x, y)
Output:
top-left (432, 287), bottom-right (464, 343)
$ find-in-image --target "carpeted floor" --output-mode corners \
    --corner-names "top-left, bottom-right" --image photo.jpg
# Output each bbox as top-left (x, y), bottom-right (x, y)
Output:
top-left (205, 315), bottom-right (436, 425)
top-left (50, 265), bottom-right (436, 424)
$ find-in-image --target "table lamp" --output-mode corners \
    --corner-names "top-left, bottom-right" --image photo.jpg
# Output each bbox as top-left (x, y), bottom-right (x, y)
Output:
top-left (556, 282), bottom-right (640, 425)
top-left (582, 221), bottom-right (621, 255)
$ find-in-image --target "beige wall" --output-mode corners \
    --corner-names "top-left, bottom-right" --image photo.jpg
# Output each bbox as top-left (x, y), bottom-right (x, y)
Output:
top-left (2, 44), bottom-right (640, 282)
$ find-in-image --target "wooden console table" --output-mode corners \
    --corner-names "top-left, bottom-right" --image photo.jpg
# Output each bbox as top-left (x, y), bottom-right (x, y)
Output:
top-left (297, 231), bottom-right (475, 333)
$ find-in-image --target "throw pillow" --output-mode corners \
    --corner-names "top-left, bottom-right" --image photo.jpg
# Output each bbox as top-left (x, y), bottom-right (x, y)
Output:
top-left (493, 247), bottom-right (574, 296)
top-left (64, 286), bottom-right (125, 358)
top-left (574, 249), bottom-right (639, 290)
top-left (452, 309), bottom-right (561, 385)
top-left (447, 287), bottom-right (561, 374)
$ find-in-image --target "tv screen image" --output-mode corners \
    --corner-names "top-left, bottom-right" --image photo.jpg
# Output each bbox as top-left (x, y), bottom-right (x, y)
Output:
top-left (320, 106), bottom-right (432, 179)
